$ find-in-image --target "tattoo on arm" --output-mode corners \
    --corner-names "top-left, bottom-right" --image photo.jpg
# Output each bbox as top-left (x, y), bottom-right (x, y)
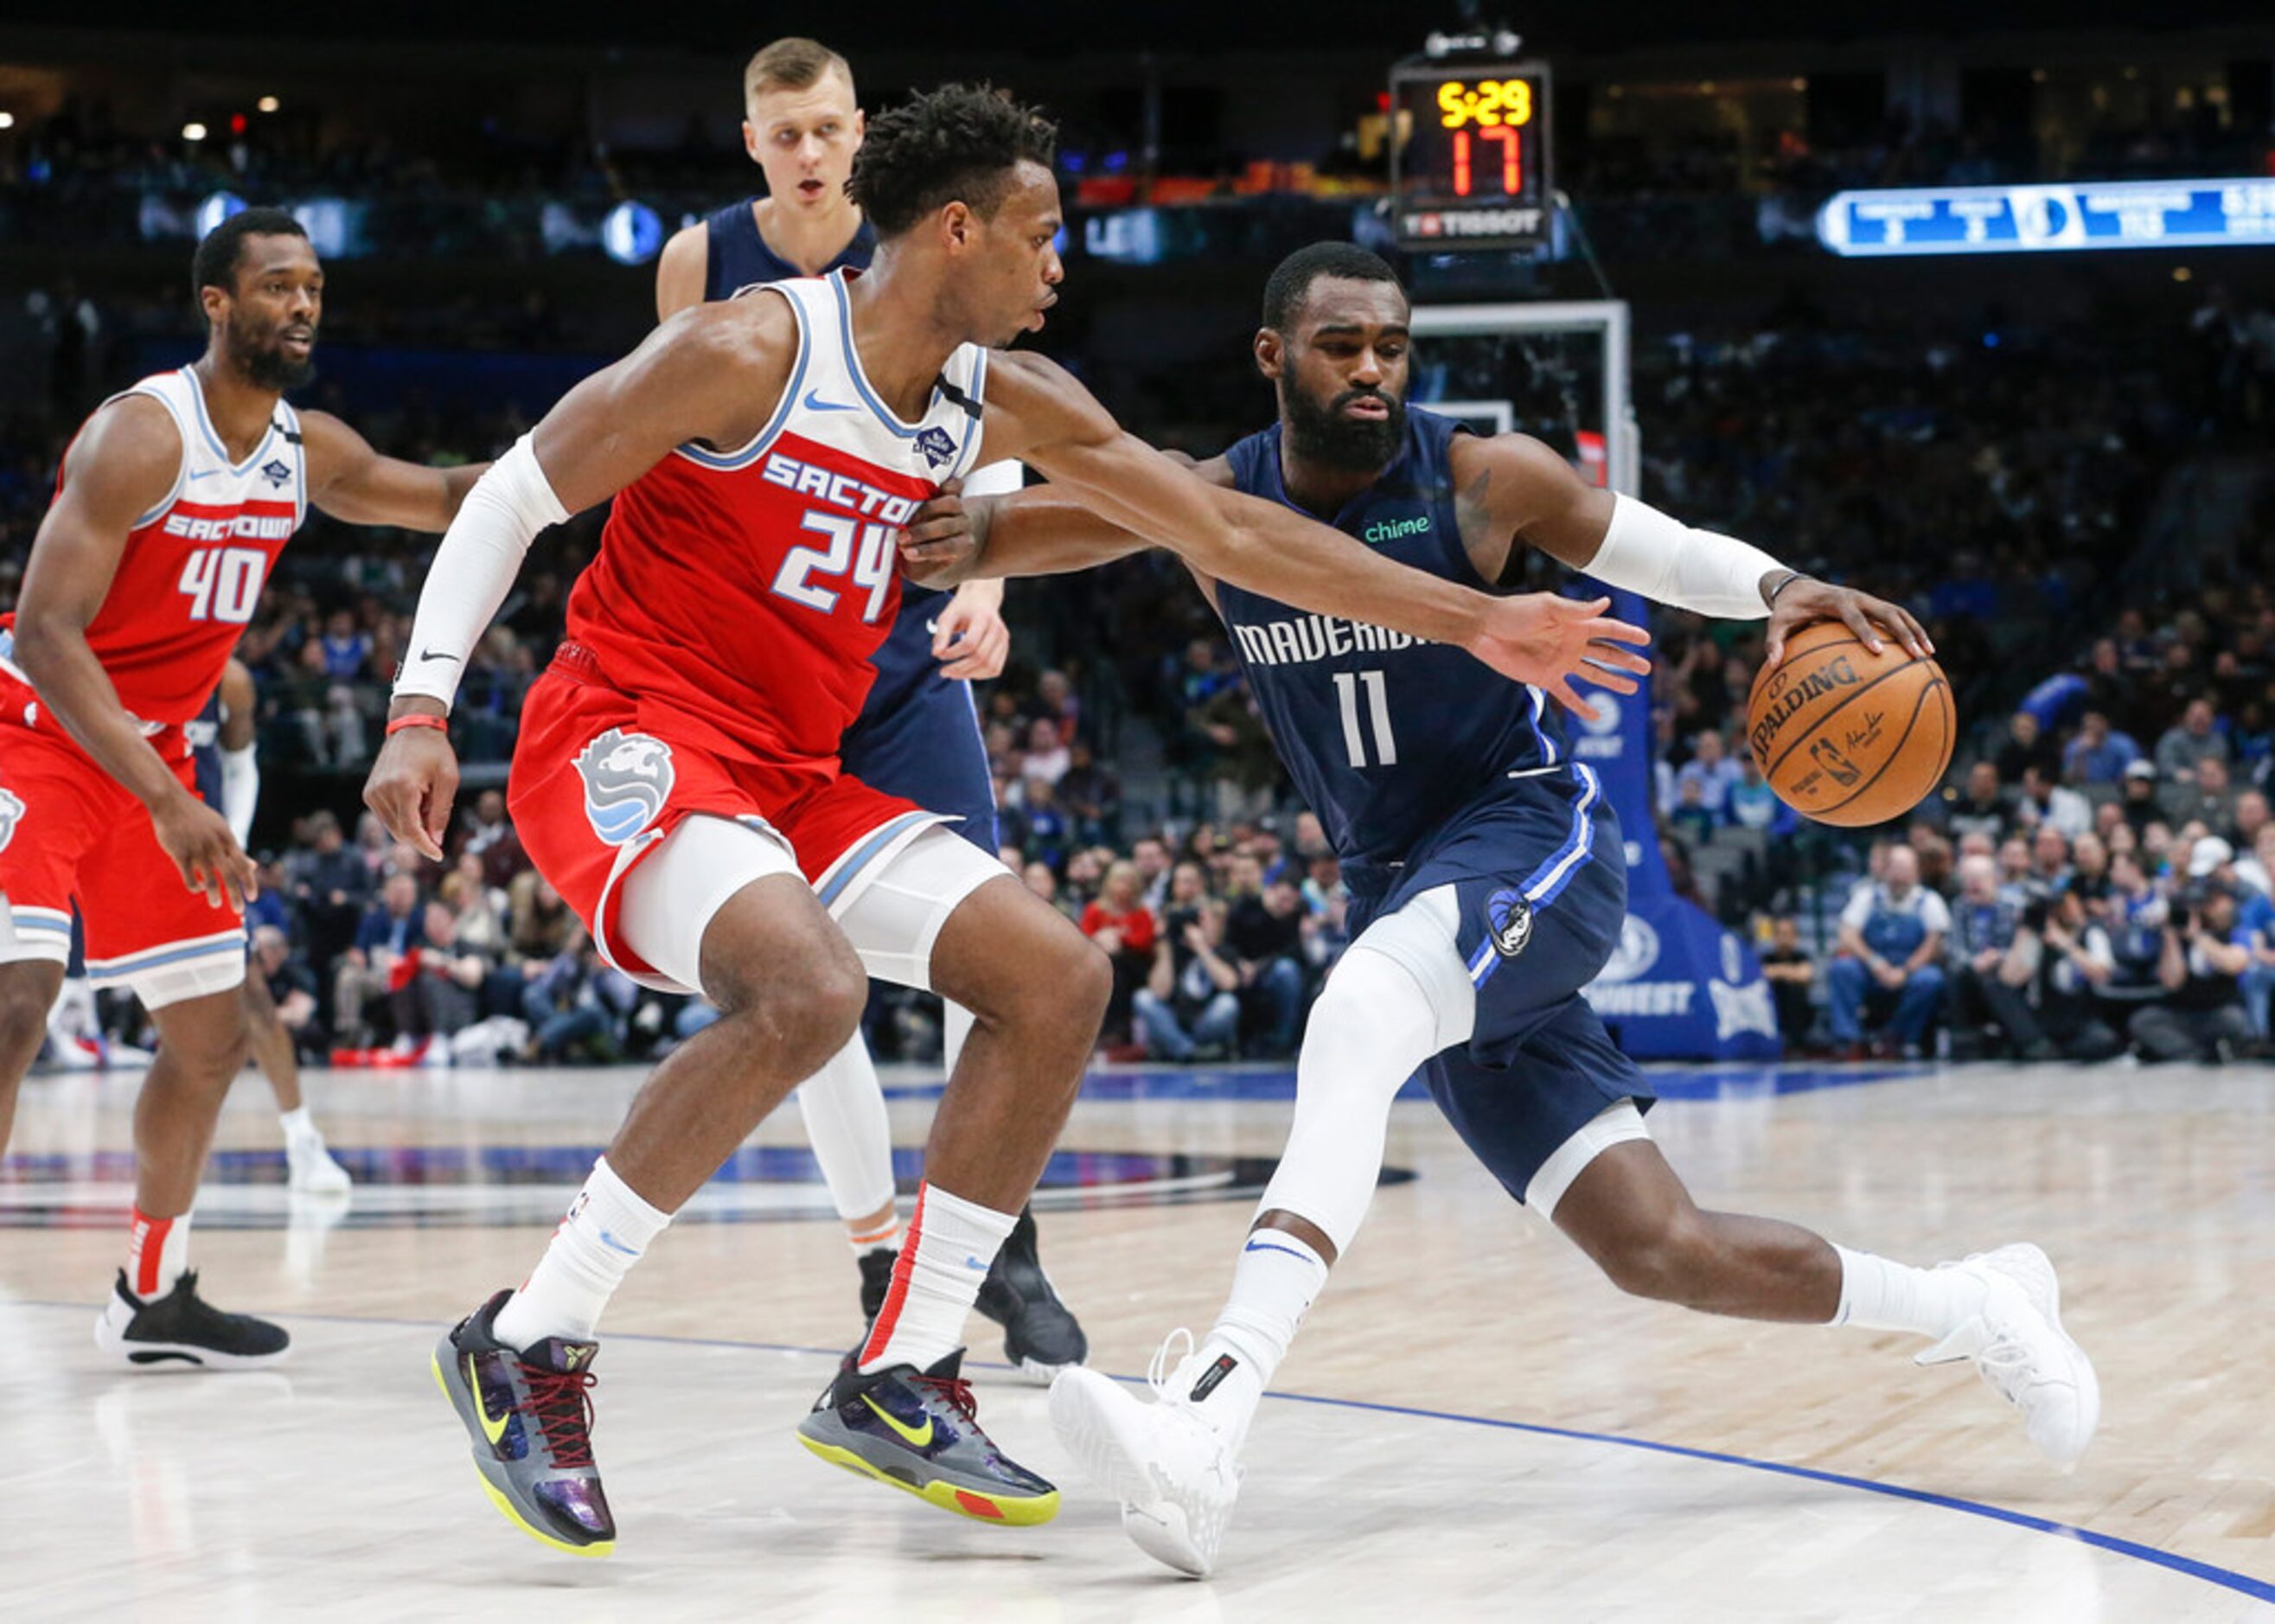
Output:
top-left (1454, 462), bottom-right (1518, 587)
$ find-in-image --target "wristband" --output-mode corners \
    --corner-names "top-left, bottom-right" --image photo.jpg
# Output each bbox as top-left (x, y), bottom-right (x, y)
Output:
top-left (1766, 571), bottom-right (1805, 606)
top-left (386, 713), bottom-right (450, 737)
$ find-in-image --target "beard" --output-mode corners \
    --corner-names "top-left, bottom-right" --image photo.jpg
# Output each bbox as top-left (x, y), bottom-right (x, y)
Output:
top-left (231, 316), bottom-right (316, 392)
top-left (1281, 382), bottom-right (1407, 472)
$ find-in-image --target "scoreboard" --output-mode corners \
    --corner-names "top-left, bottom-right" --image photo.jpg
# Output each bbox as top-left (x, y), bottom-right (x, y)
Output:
top-left (1390, 61), bottom-right (1553, 252)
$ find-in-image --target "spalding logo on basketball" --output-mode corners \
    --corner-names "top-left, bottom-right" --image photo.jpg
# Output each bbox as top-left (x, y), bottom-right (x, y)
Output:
top-left (576, 729), bottom-right (675, 847)
top-left (1747, 621), bottom-right (1952, 828)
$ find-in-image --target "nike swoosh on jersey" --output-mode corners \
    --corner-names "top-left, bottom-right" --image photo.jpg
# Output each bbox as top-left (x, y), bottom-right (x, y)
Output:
top-left (187, 469), bottom-right (221, 480)
top-left (802, 389), bottom-right (859, 413)
top-left (420, 649), bottom-right (462, 664)
top-left (861, 1392), bottom-right (934, 1448)
top-left (469, 1354), bottom-right (513, 1446)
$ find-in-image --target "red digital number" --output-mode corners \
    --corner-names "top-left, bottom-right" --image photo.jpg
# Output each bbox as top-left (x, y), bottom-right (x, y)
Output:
top-left (1480, 125), bottom-right (1521, 195)
top-left (1450, 126), bottom-right (1521, 198)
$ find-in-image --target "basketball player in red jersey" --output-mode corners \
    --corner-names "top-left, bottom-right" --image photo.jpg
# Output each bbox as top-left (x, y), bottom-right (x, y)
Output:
top-left (659, 35), bottom-right (1085, 1378)
top-left (367, 86), bottom-right (1646, 1557)
top-left (0, 208), bottom-right (486, 1366)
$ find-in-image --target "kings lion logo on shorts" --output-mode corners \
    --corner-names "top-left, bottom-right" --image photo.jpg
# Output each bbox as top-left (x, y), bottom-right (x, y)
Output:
top-left (1486, 887), bottom-right (1534, 959)
top-left (0, 787), bottom-right (22, 854)
top-left (916, 425), bottom-right (957, 470)
top-left (575, 729), bottom-right (674, 847)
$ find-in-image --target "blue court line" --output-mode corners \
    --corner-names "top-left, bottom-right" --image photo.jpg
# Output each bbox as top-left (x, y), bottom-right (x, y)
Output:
top-left (22, 1301), bottom-right (2270, 1605)
top-left (872, 1060), bottom-right (1936, 1106)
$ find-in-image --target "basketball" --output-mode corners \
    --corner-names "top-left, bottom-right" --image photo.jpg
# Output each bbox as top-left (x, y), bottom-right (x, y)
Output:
top-left (1746, 619), bottom-right (1953, 828)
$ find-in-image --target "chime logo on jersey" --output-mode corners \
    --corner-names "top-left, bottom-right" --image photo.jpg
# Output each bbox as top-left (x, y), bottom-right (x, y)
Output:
top-left (0, 787), bottom-right (22, 853)
top-left (575, 728), bottom-right (674, 846)
top-left (916, 425), bottom-right (957, 469)
top-left (1486, 887), bottom-right (1535, 959)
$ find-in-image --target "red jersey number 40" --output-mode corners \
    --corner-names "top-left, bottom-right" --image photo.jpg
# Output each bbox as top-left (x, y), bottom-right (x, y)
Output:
top-left (772, 511), bottom-right (896, 623)
top-left (178, 546), bottom-right (265, 624)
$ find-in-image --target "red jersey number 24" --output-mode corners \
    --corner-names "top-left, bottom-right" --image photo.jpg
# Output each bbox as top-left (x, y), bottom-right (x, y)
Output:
top-left (771, 511), bottom-right (896, 623)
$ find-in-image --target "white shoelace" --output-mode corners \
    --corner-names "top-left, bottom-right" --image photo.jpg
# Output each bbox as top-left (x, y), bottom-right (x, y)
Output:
top-left (1147, 1327), bottom-right (1196, 1402)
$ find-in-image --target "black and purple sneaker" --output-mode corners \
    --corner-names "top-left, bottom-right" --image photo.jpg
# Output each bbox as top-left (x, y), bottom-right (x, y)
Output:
top-left (431, 1290), bottom-right (615, 1557)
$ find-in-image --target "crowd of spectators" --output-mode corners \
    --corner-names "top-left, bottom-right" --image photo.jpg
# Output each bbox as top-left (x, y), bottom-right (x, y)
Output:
top-left (6, 209), bottom-right (2274, 1072)
top-left (1738, 600), bottom-right (2275, 1062)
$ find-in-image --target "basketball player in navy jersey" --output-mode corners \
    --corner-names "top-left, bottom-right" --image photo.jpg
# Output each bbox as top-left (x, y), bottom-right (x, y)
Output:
top-left (657, 37), bottom-right (1084, 1377)
top-left (188, 656), bottom-right (352, 1193)
top-left (918, 244), bottom-right (2100, 1575)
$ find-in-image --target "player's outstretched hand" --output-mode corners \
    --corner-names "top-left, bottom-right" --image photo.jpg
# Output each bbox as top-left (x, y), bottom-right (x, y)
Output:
top-left (932, 584), bottom-right (1011, 681)
top-left (364, 724), bottom-right (460, 862)
top-left (1467, 594), bottom-right (1652, 724)
top-left (898, 477), bottom-right (977, 588)
top-left (150, 790), bottom-right (258, 911)
top-left (1765, 577), bottom-right (1933, 668)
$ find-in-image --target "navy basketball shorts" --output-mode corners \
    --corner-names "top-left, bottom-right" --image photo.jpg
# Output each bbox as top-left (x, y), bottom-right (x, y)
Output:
top-left (841, 592), bottom-right (1000, 855)
top-left (1347, 768), bottom-right (1655, 1209)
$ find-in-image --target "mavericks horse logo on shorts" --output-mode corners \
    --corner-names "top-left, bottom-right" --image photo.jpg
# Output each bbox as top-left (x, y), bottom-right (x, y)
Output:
top-left (0, 786), bottom-right (22, 853)
top-left (1486, 887), bottom-right (1535, 959)
top-left (574, 729), bottom-right (674, 847)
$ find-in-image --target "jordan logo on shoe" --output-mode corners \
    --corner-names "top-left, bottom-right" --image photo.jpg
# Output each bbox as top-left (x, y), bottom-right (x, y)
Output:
top-left (1189, 1353), bottom-right (1240, 1403)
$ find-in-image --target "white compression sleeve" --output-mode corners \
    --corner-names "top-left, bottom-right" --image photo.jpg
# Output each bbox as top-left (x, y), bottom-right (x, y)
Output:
top-left (1584, 493), bottom-right (1790, 621)
top-left (219, 743), bottom-right (259, 848)
top-left (796, 1035), bottom-right (899, 1224)
top-left (959, 458), bottom-right (1023, 498)
top-left (394, 434), bottom-right (569, 707)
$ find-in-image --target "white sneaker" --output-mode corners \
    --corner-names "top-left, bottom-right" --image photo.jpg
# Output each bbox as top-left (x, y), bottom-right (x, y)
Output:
top-left (1916, 1243), bottom-right (2099, 1468)
top-left (1049, 1331), bottom-right (1243, 1577)
top-left (285, 1135), bottom-right (353, 1194)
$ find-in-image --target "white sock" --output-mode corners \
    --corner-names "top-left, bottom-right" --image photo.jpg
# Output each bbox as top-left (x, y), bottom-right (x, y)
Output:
top-left (849, 1212), bottom-right (901, 1258)
top-left (493, 1155), bottom-right (673, 1347)
top-left (1831, 1245), bottom-right (1989, 1338)
top-left (858, 1181), bottom-right (1015, 1373)
top-left (125, 1205), bottom-right (192, 1298)
top-left (1185, 1229), bottom-right (1331, 1449)
top-left (278, 1106), bottom-right (321, 1144)
top-left (796, 1036), bottom-right (898, 1231)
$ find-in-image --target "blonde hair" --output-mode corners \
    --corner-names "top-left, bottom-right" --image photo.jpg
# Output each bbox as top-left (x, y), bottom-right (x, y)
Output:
top-left (744, 37), bottom-right (854, 109)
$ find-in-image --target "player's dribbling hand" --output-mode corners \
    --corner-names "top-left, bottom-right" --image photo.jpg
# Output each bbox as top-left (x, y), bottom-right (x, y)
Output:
top-left (898, 477), bottom-right (979, 588)
top-left (364, 724), bottom-right (460, 863)
top-left (1765, 577), bottom-right (1933, 668)
top-left (150, 790), bottom-right (257, 911)
top-left (1467, 594), bottom-right (1652, 724)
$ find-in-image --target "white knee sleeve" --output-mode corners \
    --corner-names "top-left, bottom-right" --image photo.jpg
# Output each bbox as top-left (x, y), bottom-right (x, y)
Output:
top-left (1256, 943), bottom-right (1450, 1256)
top-left (833, 825), bottom-right (1006, 991)
top-left (617, 814), bottom-right (800, 997)
top-left (796, 1034), bottom-right (898, 1223)
top-left (1524, 1097), bottom-right (1652, 1221)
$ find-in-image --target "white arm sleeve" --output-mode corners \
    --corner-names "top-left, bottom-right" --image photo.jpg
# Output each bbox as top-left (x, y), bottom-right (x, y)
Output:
top-left (393, 434), bottom-right (569, 708)
top-left (959, 458), bottom-right (1024, 498)
top-left (1585, 494), bottom-right (1790, 620)
top-left (220, 744), bottom-right (259, 848)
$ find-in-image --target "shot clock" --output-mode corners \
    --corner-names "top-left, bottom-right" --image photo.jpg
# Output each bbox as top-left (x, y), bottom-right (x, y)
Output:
top-left (1390, 60), bottom-right (1553, 252)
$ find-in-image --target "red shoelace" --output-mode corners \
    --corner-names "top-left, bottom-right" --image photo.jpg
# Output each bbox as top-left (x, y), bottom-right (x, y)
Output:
top-left (521, 1367), bottom-right (601, 1468)
top-left (914, 1373), bottom-right (979, 1425)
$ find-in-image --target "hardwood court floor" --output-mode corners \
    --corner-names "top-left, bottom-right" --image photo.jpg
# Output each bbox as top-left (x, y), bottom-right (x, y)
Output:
top-left (3, 1056), bottom-right (2272, 1619)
